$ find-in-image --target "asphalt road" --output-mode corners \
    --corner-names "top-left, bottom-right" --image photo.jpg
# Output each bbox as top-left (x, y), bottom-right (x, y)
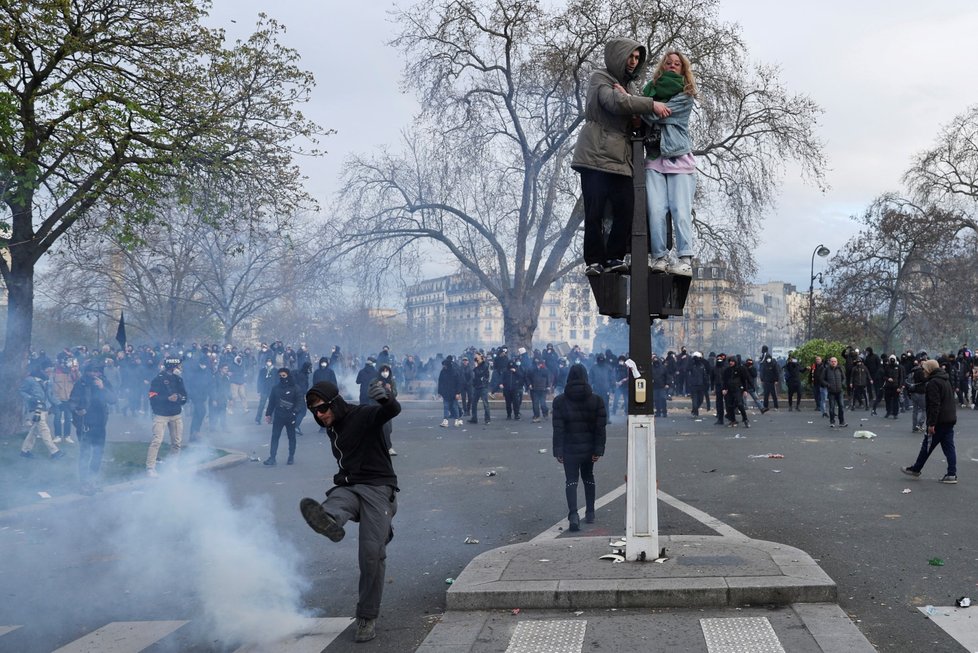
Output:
top-left (0, 397), bottom-right (974, 652)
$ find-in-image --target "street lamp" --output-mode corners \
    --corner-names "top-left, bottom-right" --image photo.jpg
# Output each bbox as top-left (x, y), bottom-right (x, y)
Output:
top-left (807, 244), bottom-right (831, 341)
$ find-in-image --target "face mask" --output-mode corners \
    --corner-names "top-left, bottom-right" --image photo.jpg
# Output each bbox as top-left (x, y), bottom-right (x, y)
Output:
top-left (280, 377), bottom-right (288, 385)
top-left (266, 363), bottom-right (273, 368)
top-left (320, 362), bottom-right (328, 368)
top-left (381, 371), bottom-right (390, 379)
top-left (172, 368), bottom-right (182, 376)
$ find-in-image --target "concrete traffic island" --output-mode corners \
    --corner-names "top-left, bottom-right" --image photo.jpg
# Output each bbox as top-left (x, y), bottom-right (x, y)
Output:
top-left (446, 534), bottom-right (836, 611)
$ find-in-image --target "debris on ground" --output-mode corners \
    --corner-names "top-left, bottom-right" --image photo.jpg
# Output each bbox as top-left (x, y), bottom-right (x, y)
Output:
top-left (902, 488), bottom-right (912, 494)
top-left (538, 449), bottom-right (547, 454)
top-left (853, 431), bottom-right (877, 439)
top-left (928, 557), bottom-right (945, 566)
top-left (445, 578), bottom-right (455, 584)
top-left (748, 453), bottom-right (784, 459)
top-left (463, 537), bottom-right (480, 544)
top-left (485, 470), bottom-right (496, 477)
top-left (37, 491), bottom-right (52, 499)
top-left (956, 597), bottom-right (971, 608)
top-left (511, 608), bottom-right (521, 615)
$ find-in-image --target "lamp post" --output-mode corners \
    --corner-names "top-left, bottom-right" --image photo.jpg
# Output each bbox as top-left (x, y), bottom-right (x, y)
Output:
top-left (807, 244), bottom-right (830, 341)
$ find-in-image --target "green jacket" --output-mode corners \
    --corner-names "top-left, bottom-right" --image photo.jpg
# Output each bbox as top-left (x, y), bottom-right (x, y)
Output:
top-left (571, 38), bottom-right (659, 177)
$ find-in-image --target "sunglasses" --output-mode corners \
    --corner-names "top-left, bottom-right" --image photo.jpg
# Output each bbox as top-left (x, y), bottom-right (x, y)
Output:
top-left (309, 401), bottom-right (333, 415)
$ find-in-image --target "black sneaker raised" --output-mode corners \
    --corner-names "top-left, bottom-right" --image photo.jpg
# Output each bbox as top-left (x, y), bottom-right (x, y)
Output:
top-left (299, 498), bottom-right (345, 542)
top-left (901, 467), bottom-right (921, 478)
top-left (604, 258), bottom-right (628, 273)
top-left (584, 263), bottom-right (602, 277)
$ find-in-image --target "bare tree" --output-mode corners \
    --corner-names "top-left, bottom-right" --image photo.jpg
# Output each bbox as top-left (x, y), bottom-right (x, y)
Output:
top-left (0, 2), bottom-right (323, 433)
top-left (335, 0), bottom-right (825, 348)
top-left (819, 195), bottom-right (961, 353)
top-left (905, 104), bottom-right (978, 234)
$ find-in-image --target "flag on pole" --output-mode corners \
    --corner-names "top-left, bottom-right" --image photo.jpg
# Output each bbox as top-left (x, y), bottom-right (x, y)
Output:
top-left (115, 312), bottom-right (127, 350)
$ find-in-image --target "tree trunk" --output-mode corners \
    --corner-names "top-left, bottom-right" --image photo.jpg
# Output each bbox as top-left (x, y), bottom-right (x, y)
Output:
top-left (501, 291), bottom-right (544, 351)
top-left (0, 252), bottom-right (35, 436)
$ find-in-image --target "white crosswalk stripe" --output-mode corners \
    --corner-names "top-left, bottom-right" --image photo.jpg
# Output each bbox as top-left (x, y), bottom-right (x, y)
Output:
top-left (0, 618), bottom-right (355, 653)
top-left (917, 606), bottom-right (978, 650)
top-left (51, 621), bottom-right (189, 653)
top-left (233, 618), bottom-right (355, 652)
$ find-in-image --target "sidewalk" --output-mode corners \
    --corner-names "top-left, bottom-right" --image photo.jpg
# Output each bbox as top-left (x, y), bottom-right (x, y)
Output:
top-left (417, 490), bottom-right (877, 652)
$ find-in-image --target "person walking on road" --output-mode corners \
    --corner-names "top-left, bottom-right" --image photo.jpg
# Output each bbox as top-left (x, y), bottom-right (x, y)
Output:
top-left (19, 364), bottom-right (63, 460)
top-left (300, 380), bottom-right (401, 643)
top-left (552, 364), bottom-right (607, 532)
top-left (821, 357), bottom-right (848, 428)
top-left (903, 359), bottom-right (958, 483)
top-left (263, 368), bottom-right (302, 466)
top-left (146, 357), bottom-right (187, 477)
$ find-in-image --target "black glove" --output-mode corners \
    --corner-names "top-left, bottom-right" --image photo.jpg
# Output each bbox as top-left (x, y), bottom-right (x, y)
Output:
top-left (368, 381), bottom-right (388, 403)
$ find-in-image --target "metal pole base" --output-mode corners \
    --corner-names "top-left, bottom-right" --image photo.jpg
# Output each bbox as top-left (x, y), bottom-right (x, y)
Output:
top-left (625, 414), bottom-right (658, 561)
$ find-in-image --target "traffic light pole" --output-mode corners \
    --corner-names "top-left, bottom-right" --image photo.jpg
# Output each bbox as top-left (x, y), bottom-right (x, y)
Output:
top-left (625, 134), bottom-right (658, 562)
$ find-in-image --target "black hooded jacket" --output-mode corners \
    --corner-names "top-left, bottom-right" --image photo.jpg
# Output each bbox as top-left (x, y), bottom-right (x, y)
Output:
top-left (266, 368), bottom-right (301, 421)
top-left (306, 381), bottom-right (401, 488)
top-left (552, 364), bottom-right (607, 460)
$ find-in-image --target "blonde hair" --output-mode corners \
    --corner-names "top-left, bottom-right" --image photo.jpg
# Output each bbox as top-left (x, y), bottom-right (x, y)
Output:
top-left (652, 51), bottom-right (698, 98)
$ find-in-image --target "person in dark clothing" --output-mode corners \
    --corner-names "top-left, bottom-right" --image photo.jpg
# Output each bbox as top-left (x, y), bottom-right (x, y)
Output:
top-left (877, 355), bottom-right (904, 418)
top-left (721, 357), bottom-right (750, 427)
top-left (376, 364), bottom-right (398, 455)
top-left (741, 359), bottom-right (766, 413)
top-left (686, 352), bottom-right (709, 416)
top-left (71, 363), bottom-right (115, 493)
top-left (848, 358), bottom-right (871, 411)
top-left (907, 357), bottom-right (928, 432)
top-left (552, 364), bottom-right (607, 532)
top-left (820, 356), bottom-right (848, 427)
top-left (458, 356), bottom-right (474, 417)
top-left (713, 353), bottom-right (727, 424)
top-left (263, 368), bottom-right (302, 466)
top-left (759, 356), bottom-right (781, 410)
top-left (500, 359), bottom-right (524, 420)
top-left (437, 355), bottom-right (464, 426)
top-left (356, 357), bottom-right (378, 405)
top-left (784, 356), bottom-right (802, 411)
top-left (254, 359), bottom-right (277, 424)
top-left (300, 380), bottom-right (401, 643)
top-left (313, 356), bottom-right (338, 386)
top-left (468, 352), bottom-right (491, 424)
top-left (650, 356), bottom-right (671, 417)
top-left (146, 357), bottom-right (187, 477)
top-left (528, 358), bottom-right (551, 422)
top-left (210, 363), bottom-right (232, 432)
top-left (292, 361), bottom-right (312, 436)
top-left (185, 357), bottom-right (212, 441)
top-left (902, 359), bottom-right (957, 483)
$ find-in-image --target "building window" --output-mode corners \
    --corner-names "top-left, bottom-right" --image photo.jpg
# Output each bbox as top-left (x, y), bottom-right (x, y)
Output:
top-left (570, 329), bottom-right (577, 340)
top-left (584, 330), bottom-right (590, 339)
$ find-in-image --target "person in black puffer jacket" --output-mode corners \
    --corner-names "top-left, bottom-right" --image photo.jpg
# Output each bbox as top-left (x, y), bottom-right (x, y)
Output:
top-left (552, 364), bottom-right (607, 532)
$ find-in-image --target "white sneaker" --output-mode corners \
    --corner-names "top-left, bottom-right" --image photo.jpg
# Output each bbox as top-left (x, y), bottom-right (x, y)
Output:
top-left (64, 436), bottom-right (76, 444)
top-left (389, 448), bottom-right (397, 456)
top-left (668, 257), bottom-right (693, 276)
top-left (454, 419), bottom-right (464, 426)
top-left (53, 436), bottom-right (63, 444)
top-left (440, 419), bottom-right (449, 427)
top-left (147, 469), bottom-right (159, 478)
top-left (650, 256), bottom-right (669, 273)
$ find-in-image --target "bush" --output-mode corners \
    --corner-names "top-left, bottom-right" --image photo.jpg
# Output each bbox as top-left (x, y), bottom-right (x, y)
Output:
top-left (791, 339), bottom-right (848, 387)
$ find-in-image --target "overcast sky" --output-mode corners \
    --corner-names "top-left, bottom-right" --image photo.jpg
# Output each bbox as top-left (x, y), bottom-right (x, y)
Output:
top-left (208, 0), bottom-right (978, 292)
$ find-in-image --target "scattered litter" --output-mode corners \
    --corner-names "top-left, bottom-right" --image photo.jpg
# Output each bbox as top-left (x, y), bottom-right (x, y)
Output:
top-left (703, 469), bottom-right (717, 473)
top-left (923, 605), bottom-right (949, 617)
top-left (694, 419), bottom-right (703, 422)
top-left (807, 421), bottom-right (814, 424)
top-left (902, 488), bottom-right (912, 494)
top-left (538, 449), bottom-right (547, 454)
top-left (573, 611), bottom-right (584, 616)
top-left (653, 554), bottom-right (669, 564)
top-left (248, 451), bottom-right (262, 462)
top-left (538, 559), bottom-right (550, 562)
top-left (445, 578), bottom-right (455, 584)
top-left (884, 514), bottom-right (901, 519)
top-left (956, 597), bottom-right (971, 608)
top-left (609, 539), bottom-right (627, 547)
top-left (844, 466), bottom-right (854, 470)
top-left (464, 537), bottom-right (480, 544)
top-left (853, 430), bottom-right (877, 439)
top-left (512, 608), bottom-right (521, 615)
top-left (37, 491), bottom-right (51, 499)
top-left (733, 434), bottom-right (745, 439)
top-left (929, 557), bottom-right (945, 567)
top-left (485, 470), bottom-right (496, 477)
top-left (772, 470), bottom-right (782, 473)
top-left (748, 453), bottom-right (783, 459)
top-left (599, 553), bottom-right (625, 563)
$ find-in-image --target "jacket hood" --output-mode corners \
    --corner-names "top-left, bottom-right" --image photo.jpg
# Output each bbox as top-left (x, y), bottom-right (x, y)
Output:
top-left (604, 37), bottom-right (646, 85)
top-left (318, 356), bottom-right (329, 365)
top-left (306, 381), bottom-right (351, 426)
top-left (564, 363), bottom-right (593, 401)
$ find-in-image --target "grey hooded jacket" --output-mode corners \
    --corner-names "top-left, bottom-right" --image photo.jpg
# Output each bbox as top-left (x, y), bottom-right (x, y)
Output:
top-left (572, 38), bottom-right (660, 177)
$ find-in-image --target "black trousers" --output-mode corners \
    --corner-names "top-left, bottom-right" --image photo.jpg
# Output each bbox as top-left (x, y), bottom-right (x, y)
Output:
top-left (580, 169), bottom-right (633, 265)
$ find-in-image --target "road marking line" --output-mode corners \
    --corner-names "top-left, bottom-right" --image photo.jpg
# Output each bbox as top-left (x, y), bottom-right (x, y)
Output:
top-left (531, 483), bottom-right (747, 541)
top-left (51, 621), bottom-right (188, 653)
top-left (0, 626), bottom-right (21, 637)
top-left (233, 617), bottom-right (355, 652)
top-left (917, 606), bottom-right (978, 650)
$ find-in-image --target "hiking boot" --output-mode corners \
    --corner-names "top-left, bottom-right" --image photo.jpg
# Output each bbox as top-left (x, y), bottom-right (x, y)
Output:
top-left (585, 509), bottom-right (595, 524)
top-left (901, 467), bottom-right (921, 478)
top-left (354, 617), bottom-right (376, 642)
top-left (568, 511), bottom-right (580, 532)
top-left (940, 475), bottom-right (958, 484)
top-left (299, 498), bottom-right (345, 542)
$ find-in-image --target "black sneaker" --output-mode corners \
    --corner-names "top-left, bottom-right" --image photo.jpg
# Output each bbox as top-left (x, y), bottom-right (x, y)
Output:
top-left (839, 423), bottom-right (848, 427)
top-left (760, 408), bottom-right (769, 414)
top-left (743, 421), bottom-right (750, 428)
top-left (604, 259), bottom-right (628, 273)
top-left (19, 451), bottom-right (34, 459)
top-left (51, 451), bottom-right (65, 460)
top-left (901, 467), bottom-right (921, 478)
top-left (299, 498), bottom-right (345, 542)
top-left (584, 263), bottom-right (602, 277)
top-left (354, 617), bottom-right (376, 643)
top-left (940, 475), bottom-right (958, 484)
top-left (263, 457), bottom-right (276, 466)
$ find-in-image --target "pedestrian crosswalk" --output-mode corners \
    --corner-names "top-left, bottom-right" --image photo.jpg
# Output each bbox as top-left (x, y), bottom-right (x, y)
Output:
top-left (0, 617), bottom-right (354, 653)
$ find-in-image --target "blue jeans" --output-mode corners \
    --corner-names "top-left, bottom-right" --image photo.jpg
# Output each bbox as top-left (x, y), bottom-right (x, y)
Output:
top-left (442, 397), bottom-right (460, 419)
top-left (647, 169), bottom-right (696, 259)
top-left (910, 423), bottom-right (956, 476)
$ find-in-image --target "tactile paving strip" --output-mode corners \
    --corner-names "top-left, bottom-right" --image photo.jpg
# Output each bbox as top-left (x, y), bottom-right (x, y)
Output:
top-left (701, 617), bottom-right (786, 653)
top-left (504, 619), bottom-right (587, 653)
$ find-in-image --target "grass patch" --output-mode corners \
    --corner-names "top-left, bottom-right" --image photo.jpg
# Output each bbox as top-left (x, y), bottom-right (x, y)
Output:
top-left (0, 435), bottom-right (227, 512)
